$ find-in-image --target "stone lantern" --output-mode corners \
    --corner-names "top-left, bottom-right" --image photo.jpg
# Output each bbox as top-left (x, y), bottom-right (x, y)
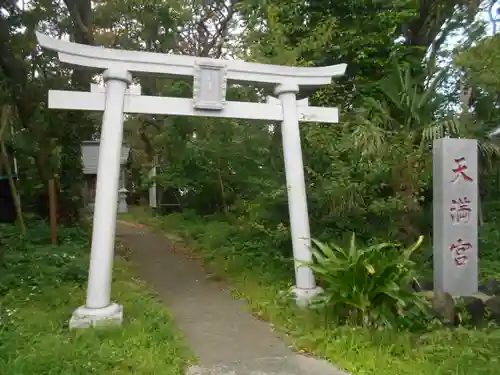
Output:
top-left (118, 187), bottom-right (128, 213)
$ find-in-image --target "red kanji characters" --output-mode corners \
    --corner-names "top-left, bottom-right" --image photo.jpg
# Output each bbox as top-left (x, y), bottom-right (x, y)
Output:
top-left (449, 238), bottom-right (472, 267)
top-left (450, 197), bottom-right (472, 224)
top-left (451, 157), bottom-right (473, 183)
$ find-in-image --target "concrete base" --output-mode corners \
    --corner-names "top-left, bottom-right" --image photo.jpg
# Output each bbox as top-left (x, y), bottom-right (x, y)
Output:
top-left (291, 286), bottom-right (323, 308)
top-left (118, 201), bottom-right (128, 213)
top-left (69, 303), bottom-right (123, 329)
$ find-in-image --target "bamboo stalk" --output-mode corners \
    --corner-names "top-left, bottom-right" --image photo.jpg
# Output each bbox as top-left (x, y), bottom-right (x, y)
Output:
top-left (48, 179), bottom-right (58, 244)
top-left (0, 105), bottom-right (10, 142)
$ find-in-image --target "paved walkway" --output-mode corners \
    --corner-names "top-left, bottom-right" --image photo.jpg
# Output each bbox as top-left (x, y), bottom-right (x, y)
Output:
top-left (116, 221), bottom-right (348, 375)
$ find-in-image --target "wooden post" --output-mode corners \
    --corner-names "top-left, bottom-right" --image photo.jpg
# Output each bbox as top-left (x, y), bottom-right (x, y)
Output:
top-left (48, 179), bottom-right (58, 244)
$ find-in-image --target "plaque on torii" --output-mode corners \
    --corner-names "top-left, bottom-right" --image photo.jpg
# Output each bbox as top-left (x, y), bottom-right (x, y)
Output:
top-left (193, 61), bottom-right (227, 111)
top-left (35, 32), bottom-right (347, 328)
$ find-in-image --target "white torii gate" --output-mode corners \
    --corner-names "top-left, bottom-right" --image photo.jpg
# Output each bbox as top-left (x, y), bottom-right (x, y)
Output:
top-left (36, 32), bottom-right (346, 328)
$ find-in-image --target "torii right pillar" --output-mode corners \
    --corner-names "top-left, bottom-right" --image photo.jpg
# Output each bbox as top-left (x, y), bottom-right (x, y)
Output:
top-left (275, 82), bottom-right (322, 306)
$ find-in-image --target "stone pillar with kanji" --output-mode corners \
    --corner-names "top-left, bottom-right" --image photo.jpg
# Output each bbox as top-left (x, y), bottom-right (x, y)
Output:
top-left (433, 138), bottom-right (479, 296)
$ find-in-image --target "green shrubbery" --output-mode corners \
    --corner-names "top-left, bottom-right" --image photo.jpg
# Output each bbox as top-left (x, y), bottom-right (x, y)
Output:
top-left (306, 235), bottom-right (428, 328)
top-left (123, 209), bottom-right (500, 375)
top-left (0, 221), bottom-right (89, 296)
top-left (127, 206), bottom-right (500, 328)
top-left (479, 221), bottom-right (500, 263)
top-left (124, 211), bottom-right (426, 330)
top-left (0, 220), bottom-right (192, 375)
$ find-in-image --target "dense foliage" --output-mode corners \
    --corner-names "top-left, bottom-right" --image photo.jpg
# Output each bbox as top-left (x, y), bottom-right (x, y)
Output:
top-left (115, 0), bottom-right (500, 336)
top-left (307, 235), bottom-right (427, 328)
top-left (123, 210), bottom-right (500, 375)
top-left (0, 221), bottom-right (192, 374)
top-left (1, 0), bottom-right (499, 229)
top-left (3, 0), bottom-right (500, 370)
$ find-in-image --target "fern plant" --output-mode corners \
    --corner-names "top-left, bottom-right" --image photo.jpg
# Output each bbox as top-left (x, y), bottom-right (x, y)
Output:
top-left (305, 233), bottom-right (427, 328)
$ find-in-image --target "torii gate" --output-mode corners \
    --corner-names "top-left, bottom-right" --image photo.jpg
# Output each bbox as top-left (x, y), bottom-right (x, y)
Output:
top-left (36, 32), bottom-right (346, 328)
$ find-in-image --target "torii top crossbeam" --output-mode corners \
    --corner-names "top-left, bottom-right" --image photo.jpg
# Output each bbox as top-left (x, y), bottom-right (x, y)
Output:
top-left (36, 32), bottom-right (346, 87)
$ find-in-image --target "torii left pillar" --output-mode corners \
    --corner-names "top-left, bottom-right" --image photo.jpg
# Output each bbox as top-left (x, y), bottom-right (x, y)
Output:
top-left (69, 69), bottom-right (131, 328)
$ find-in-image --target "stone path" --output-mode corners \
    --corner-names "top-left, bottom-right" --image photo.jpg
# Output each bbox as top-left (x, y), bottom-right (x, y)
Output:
top-left (116, 220), bottom-right (349, 375)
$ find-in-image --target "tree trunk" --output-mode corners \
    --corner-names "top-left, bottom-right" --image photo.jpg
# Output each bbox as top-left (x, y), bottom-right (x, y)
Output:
top-left (58, 0), bottom-right (95, 224)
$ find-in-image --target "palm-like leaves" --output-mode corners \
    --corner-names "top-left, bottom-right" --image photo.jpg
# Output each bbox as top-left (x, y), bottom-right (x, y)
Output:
top-left (303, 234), bottom-right (426, 328)
top-left (353, 64), bottom-right (500, 170)
top-left (363, 65), bottom-right (446, 133)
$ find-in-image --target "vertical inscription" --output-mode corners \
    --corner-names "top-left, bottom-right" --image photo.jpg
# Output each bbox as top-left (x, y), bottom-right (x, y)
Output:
top-left (433, 139), bottom-right (478, 296)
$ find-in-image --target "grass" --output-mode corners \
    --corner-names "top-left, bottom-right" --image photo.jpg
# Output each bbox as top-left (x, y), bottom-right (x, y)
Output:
top-left (0, 219), bottom-right (193, 375)
top-left (121, 206), bottom-right (500, 375)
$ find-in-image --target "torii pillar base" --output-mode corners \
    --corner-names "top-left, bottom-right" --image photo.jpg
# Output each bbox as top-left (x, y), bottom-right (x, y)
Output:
top-left (69, 303), bottom-right (123, 329)
top-left (290, 286), bottom-right (324, 308)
